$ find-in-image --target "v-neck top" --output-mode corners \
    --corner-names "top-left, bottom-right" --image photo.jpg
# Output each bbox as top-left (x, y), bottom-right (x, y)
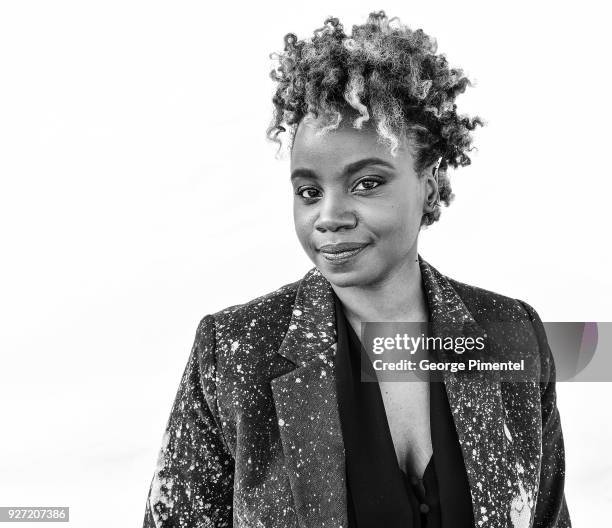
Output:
top-left (333, 292), bottom-right (474, 528)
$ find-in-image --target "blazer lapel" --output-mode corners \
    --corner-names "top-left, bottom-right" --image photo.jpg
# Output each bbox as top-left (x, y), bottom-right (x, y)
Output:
top-left (420, 257), bottom-right (512, 528)
top-left (270, 266), bottom-right (347, 528)
top-left (271, 256), bottom-right (514, 528)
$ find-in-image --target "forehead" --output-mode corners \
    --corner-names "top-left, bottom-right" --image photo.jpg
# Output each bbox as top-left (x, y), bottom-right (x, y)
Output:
top-left (290, 115), bottom-right (408, 170)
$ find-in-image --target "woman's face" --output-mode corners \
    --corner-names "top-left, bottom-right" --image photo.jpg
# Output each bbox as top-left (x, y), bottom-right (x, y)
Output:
top-left (290, 115), bottom-right (431, 289)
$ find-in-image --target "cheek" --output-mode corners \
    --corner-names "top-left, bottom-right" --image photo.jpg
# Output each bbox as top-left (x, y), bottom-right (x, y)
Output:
top-left (293, 207), bottom-right (313, 246)
top-left (366, 195), bottom-right (422, 234)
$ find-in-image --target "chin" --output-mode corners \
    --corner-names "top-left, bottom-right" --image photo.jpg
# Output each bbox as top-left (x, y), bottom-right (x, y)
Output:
top-left (317, 261), bottom-right (379, 289)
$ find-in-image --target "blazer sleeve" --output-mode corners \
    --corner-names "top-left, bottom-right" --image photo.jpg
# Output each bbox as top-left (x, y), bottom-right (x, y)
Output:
top-left (143, 315), bottom-right (235, 528)
top-left (517, 300), bottom-right (571, 528)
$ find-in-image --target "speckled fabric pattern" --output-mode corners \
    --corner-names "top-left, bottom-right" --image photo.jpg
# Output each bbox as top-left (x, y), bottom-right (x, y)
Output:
top-left (143, 255), bottom-right (571, 528)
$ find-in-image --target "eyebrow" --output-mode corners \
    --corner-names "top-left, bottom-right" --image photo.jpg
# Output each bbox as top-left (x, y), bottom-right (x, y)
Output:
top-left (290, 157), bottom-right (395, 182)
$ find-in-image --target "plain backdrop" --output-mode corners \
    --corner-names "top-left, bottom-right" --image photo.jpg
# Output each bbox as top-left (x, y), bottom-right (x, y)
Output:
top-left (1, 1), bottom-right (610, 526)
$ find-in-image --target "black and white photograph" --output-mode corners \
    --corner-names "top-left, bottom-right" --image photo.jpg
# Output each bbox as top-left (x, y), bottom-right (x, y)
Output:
top-left (1, 2), bottom-right (610, 527)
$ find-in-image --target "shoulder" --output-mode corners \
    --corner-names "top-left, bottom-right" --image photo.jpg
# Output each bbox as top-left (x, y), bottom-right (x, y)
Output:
top-left (445, 275), bottom-right (536, 322)
top-left (445, 273), bottom-right (555, 383)
top-left (210, 277), bottom-right (301, 334)
top-left (193, 277), bottom-right (302, 365)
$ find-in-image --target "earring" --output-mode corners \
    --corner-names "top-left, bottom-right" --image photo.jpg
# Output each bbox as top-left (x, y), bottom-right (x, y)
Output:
top-left (427, 197), bottom-right (440, 209)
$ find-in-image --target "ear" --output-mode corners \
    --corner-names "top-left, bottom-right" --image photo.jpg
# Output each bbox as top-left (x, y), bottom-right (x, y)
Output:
top-left (422, 159), bottom-right (441, 214)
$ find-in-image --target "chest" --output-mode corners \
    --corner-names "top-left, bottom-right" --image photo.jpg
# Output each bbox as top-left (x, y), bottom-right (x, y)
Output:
top-left (378, 379), bottom-right (433, 478)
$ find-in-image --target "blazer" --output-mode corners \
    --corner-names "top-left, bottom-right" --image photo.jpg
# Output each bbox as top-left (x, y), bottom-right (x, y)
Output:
top-left (143, 255), bottom-right (571, 528)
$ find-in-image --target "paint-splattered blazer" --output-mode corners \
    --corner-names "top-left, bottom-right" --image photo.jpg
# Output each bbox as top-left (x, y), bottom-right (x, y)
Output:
top-left (143, 255), bottom-right (571, 528)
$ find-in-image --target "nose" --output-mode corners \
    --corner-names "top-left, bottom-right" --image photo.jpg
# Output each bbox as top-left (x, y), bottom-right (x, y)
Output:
top-left (314, 192), bottom-right (357, 232)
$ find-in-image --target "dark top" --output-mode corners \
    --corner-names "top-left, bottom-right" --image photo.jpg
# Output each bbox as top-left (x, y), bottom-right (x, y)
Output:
top-left (333, 292), bottom-right (474, 528)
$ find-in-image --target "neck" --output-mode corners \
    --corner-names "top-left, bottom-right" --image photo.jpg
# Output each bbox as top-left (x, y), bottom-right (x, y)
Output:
top-left (330, 253), bottom-right (430, 328)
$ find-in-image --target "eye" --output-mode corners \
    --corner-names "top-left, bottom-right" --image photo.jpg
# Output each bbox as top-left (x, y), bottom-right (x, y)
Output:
top-left (353, 177), bottom-right (383, 192)
top-left (295, 186), bottom-right (321, 200)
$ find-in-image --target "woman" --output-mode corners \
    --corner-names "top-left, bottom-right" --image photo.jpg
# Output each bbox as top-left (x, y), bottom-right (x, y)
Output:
top-left (143, 11), bottom-right (570, 528)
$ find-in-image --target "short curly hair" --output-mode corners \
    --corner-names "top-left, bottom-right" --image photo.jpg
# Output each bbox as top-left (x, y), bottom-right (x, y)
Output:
top-left (266, 10), bottom-right (484, 226)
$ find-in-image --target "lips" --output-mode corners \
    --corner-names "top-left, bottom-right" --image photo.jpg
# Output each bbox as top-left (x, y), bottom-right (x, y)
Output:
top-left (317, 242), bottom-right (369, 264)
top-left (318, 242), bottom-right (368, 254)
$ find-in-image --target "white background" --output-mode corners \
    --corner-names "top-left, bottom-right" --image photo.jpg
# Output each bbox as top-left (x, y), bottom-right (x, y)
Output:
top-left (1, 1), bottom-right (610, 526)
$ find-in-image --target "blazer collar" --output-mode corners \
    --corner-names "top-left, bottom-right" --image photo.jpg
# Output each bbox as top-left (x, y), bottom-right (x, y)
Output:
top-left (276, 254), bottom-right (487, 367)
top-left (270, 254), bottom-right (513, 528)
